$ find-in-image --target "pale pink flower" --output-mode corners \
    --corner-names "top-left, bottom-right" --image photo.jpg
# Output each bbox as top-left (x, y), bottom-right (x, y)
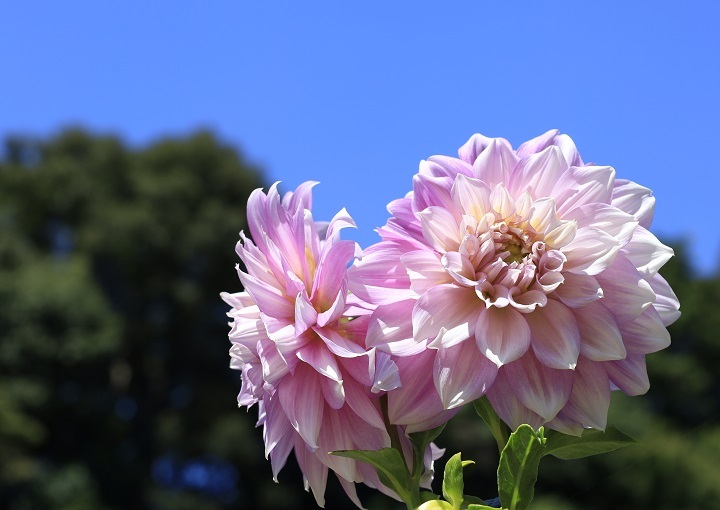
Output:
top-left (222, 182), bottom-right (437, 507)
top-left (350, 130), bottom-right (680, 434)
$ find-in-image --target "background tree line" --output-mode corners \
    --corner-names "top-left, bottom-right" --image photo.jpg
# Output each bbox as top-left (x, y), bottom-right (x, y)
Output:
top-left (0, 130), bottom-right (717, 510)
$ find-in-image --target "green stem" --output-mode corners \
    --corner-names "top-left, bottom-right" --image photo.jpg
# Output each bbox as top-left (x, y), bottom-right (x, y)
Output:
top-left (379, 395), bottom-right (424, 509)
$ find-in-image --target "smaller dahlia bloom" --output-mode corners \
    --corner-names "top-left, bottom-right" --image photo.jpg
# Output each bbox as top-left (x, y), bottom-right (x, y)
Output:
top-left (351, 130), bottom-right (680, 434)
top-left (222, 183), bottom-right (437, 507)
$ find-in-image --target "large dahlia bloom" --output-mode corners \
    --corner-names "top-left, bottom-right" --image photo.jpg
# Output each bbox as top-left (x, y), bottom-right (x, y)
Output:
top-left (351, 130), bottom-right (680, 434)
top-left (222, 183), bottom-right (437, 507)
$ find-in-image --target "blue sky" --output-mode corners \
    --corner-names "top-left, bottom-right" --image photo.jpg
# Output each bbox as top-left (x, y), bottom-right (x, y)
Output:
top-left (1, 1), bottom-right (718, 274)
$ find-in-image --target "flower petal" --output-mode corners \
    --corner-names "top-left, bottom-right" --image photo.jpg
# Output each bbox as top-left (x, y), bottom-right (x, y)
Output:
top-left (433, 339), bottom-right (498, 409)
top-left (574, 301), bottom-right (627, 362)
top-left (595, 254), bottom-right (656, 324)
top-left (413, 284), bottom-right (479, 347)
top-left (278, 365), bottom-right (324, 450)
top-left (458, 133), bottom-right (495, 164)
top-left (511, 145), bottom-right (568, 199)
top-left (562, 226), bottom-right (620, 275)
top-left (562, 359), bottom-right (610, 430)
top-left (646, 273), bottom-right (681, 326)
top-left (472, 138), bottom-right (518, 185)
top-left (486, 369), bottom-right (545, 430)
top-left (366, 299), bottom-right (427, 356)
top-left (401, 250), bottom-right (452, 297)
top-left (612, 179), bottom-right (655, 229)
top-left (604, 353), bottom-right (650, 396)
top-left (621, 306), bottom-right (671, 355)
top-left (526, 300), bottom-right (581, 370)
top-left (620, 226), bottom-right (674, 276)
top-left (348, 241), bottom-right (413, 305)
top-left (418, 206), bottom-right (462, 253)
top-left (475, 306), bottom-right (531, 367)
top-left (503, 352), bottom-right (574, 422)
top-left (554, 272), bottom-right (603, 308)
top-left (451, 173), bottom-right (493, 218)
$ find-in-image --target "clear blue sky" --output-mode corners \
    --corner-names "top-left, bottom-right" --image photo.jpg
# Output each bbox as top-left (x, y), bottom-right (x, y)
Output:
top-left (1, 1), bottom-right (718, 274)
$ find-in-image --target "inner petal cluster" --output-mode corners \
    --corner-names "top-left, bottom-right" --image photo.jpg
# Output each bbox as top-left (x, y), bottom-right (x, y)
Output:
top-left (427, 177), bottom-right (577, 314)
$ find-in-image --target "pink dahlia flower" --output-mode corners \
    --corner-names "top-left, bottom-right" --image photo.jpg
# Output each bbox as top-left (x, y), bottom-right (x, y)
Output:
top-left (222, 183), bottom-right (437, 507)
top-left (350, 130), bottom-right (680, 434)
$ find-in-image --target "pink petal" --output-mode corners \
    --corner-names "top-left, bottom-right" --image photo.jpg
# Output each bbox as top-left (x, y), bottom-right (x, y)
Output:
top-left (413, 284), bottom-right (479, 347)
top-left (401, 250), bottom-right (452, 297)
top-left (486, 369), bottom-right (545, 430)
top-left (257, 338), bottom-right (292, 386)
top-left (343, 379), bottom-right (386, 430)
top-left (611, 179), bottom-right (655, 229)
top-left (554, 165), bottom-right (615, 216)
top-left (526, 300), bottom-right (581, 370)
top-left (311, 239), bottom-right (355, 311)
top-left (441, 252), bottom-right (478, 287)
top-left (594, 254), bottom-right (656, 324)
top-left (451, 173), bottom-right (493, 218)
top-left (278, 365), bottom-right (324, 450)
top-left (412, 173), bottom-right (456, 212)
top-left (646, 273), bottom-right (681, 326)
top-left (554, 272), bottom-right (603, 308)
top-left (472, 138), bottom-right (518, 185)
top-left (282, 180), bottom-right (317, 213)
top-left (620, 226), bottom-right (674, 275)
top-left (475, 306), bottom-right (531, 367)
top-left (316, 288), bottom-right (346, 327)
top-left (263, 395), bottom-right (296, 481)
top-left (294, 437), bottom-right (329, 507)
top-left (503, 352), bottom-right (574, 421)
top-left (604, 353), bottom-right (650, 396)
top-left (620, 306), bottom-right (671, 355)
top-left (511, 145), bottom-right (568, 199)
top-left (418, 206), bottom-right (462, 253)
top-left (562, 226), bottom-right (620, 275)
top-left (372, 351), bottom-right (402, 392)
top-left (433, 339), bottom-right (498, 409)
top-left (490, 183), bottom-right (516, 220)
top-left (387, 350), bottom-right (454, 430)
top-left (563, 203), bottom-right (638, 246)
top-left (563, 359), bottom-right (611, 430)
top-left (325, 207), bottom-right (357, 242)
top-left (425, 155), bottom-right (475, 178)
top-left (294, 290), bottom-right (318, 336)
top-left (515, 129), bottom-right (560, 158)
top-left (237, 270), bottom-right (294, 318)
top-left (347, 241), bottom-right (413, 306)
top-left (574, 301), bottom-right (627, 362)
top-left (554, 134), bottom-right (583, 166)
top-left (366, 300), bottom-right (426, 356)
top-left (458, 133), bottom-right (495, 164)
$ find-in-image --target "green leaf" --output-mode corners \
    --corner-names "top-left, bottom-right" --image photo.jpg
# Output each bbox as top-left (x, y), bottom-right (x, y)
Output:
top-left (497, 425), bottom-right (546, 510)
top-left (466, 505), bottom-right (502, 510)
top-left (442, 452), bottom-right (474, 509)
top-left (473, 397), bottom-right (510, 452)
top-left (410, 423), bottom-right (447, 478)
top-left (332, 448), bottom-right (413, 502)
top-left (544, 426), bottom-right (639, 460)
top-left (462, 495), bottom-right (500, 509)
